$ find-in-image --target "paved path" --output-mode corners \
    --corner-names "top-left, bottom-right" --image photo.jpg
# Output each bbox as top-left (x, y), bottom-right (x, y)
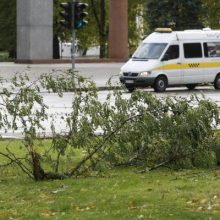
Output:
top-left (0, 62), bottom-right (122, 87)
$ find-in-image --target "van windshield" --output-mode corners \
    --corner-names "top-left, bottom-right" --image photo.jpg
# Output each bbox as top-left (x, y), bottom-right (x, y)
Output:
top-left (132, 43), bottom-right (167, 60)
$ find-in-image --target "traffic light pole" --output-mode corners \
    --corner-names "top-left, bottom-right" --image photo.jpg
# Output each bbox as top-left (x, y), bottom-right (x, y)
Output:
top-left (72, 30), bottom-right (76, 72)
top-left (71, 0), bottom-right (76, 74)
top-left (60, 0), bottom-right (88, 82)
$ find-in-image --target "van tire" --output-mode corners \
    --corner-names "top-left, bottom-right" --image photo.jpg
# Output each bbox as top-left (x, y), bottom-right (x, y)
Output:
top-left (214, 74), bottom-right (220, 90)
top-left (186, 84), bottom-right (197, 90)
top-left (154, 76), bottom-right (167, 92)
top-left (126, 86), bottom-right (135, 93)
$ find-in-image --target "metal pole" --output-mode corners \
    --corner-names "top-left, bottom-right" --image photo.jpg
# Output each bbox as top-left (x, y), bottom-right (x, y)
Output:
top-left (72, 30), bottom-right (76, 72)
top-left (71, 0), bottom-right (76, 74)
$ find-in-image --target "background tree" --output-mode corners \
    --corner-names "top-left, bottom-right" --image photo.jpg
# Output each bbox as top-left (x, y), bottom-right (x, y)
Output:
top-left (202, 0), bottom-right (220, 29)
top-left (0, 0), bottom-right (16, 58)
top-left (146, 0), bottom-right (204, 32)
top-left (128, 0), bottom-right (147, 55)
top-left (78, 0), bottom-right (107, 57)
top-left (54, 0), bottom-right (65, 59)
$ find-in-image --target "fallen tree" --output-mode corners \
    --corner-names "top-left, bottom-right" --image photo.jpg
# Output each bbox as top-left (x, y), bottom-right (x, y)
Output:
top-left (0, 71), bottom-right (219, 181)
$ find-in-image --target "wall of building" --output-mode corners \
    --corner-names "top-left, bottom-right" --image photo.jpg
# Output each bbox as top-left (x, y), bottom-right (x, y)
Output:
top-left (17, 0), bottom-right (53, 60)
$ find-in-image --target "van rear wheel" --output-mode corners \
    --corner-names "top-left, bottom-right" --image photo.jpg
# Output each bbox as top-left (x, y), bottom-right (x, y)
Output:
top-left (214, 74), bottom-right (220, 90)
top-left (154, 76), bottom-right (167, 92)
top-left (186, 84), bottom-right (197, 90)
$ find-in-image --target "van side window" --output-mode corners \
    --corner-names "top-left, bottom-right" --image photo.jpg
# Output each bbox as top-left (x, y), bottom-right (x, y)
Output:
top-left (204, 42), bottom-right (220, 58)
top-left (184, 43), bottom-right (202, 58)
top-left (164, 45), bottom-right (179, 60)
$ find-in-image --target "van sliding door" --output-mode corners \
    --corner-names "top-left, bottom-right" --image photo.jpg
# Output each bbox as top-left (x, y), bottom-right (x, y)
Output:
top-left (183, 43), bottom-right (205, 84)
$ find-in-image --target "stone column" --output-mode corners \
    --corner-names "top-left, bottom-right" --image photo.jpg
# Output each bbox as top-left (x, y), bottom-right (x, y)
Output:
top-left (17, 0), bottom-right (53, 61)
top-left (109, 0), bottom-right (129, 59)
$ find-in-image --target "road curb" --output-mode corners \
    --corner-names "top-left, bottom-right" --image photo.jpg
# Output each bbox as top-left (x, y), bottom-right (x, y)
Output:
top-left (96, 86), bottom-right (122, 91)
top-left (15, 58), bottom-right (128, 64)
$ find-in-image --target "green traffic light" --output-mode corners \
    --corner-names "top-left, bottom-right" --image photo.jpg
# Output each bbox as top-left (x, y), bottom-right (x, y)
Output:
top-left (74, 2), bottom-right (88, 30)
top-left (75, 20), bottom-right (88, 29)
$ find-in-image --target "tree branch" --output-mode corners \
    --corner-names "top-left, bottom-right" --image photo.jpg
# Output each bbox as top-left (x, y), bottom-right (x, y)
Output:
top-left (68, 113), bottom-right (145, 177)
top-left (0, 150), bottom-right (34, 179)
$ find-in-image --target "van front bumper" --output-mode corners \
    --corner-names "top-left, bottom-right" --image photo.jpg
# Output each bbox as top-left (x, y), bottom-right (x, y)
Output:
top-left (120, 76), bottom-right (155, 87)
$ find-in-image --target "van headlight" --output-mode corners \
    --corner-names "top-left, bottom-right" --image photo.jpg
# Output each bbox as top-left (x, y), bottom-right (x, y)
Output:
top-left (139, 71), bottom-right (151, 76)
top-left (119, 71), bottom-right (123, 76)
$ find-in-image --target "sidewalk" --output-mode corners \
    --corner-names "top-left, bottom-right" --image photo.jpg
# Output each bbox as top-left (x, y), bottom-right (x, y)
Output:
top-left (0, 61), bottom-right (123, 89)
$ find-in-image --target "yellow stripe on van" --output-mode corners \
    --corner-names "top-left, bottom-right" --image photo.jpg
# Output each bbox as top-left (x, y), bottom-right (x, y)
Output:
top-left (201, 62), bottom-right (220, 68)
top-left (154, 61), bottom-right (220, 71)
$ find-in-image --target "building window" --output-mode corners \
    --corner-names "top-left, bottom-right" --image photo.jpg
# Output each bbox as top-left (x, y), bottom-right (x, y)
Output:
top-left (184, 43), bottom-right (202, 58)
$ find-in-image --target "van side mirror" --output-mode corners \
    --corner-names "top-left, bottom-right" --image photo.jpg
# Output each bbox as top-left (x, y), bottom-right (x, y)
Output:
top-left (161, 54), bottom-right (169, 61)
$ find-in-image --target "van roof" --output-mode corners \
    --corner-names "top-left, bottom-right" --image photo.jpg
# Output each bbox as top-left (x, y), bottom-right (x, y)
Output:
top-left (143, 29), bottom-right (220, 43)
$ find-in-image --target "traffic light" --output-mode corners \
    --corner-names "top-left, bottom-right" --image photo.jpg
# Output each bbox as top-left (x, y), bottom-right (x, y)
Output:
top-left (74, 2), bottom-right (88, 29)
top-left (60, 2), bottom-right (73, 30)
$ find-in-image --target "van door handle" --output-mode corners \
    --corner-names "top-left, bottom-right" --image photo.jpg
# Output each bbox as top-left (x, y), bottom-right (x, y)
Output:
top-left (177, 62), bottom-right (181, 64)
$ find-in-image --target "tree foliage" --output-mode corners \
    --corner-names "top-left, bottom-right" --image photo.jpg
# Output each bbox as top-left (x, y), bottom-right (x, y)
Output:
top-left (128, 0), bottom-right (147, 54)
top-left (202, 0), bottom-right (220, 29)
top-left (0, 72), bottom-right (219, 181)
top-left (0, 0), bottom-right (16, 57)
top-left (146, 0), bottom-right (204, 32)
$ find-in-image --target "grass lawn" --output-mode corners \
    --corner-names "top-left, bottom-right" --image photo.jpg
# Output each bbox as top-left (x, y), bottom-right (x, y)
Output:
top-left (0, 51), bottom-right (9, 60)
top-left (1, 141), bottom-right (220, 219)
top-left (1, 168), bottom-right (220, 219)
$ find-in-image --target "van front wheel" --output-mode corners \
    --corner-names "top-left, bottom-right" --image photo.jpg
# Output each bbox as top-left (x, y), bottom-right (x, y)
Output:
top-left (214, 74), bottom-right (220, 90)
top-left (186, 84), bottom-right (197, 90)
top-left (154, 76), bottom-right (167, 92)
top-left (126, 86), bottom-right (135, 93)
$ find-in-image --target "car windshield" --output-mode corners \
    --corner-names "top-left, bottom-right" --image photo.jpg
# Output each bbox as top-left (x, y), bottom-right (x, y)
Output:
top-left (132, 43), bottom-right (168, 60)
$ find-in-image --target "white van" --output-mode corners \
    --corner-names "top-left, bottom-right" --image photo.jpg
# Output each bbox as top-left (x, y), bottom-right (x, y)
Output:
top-left (120, 28), bottom-right (220, 92)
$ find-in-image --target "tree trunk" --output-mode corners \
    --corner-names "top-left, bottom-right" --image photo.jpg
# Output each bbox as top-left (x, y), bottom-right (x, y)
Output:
top-left (82, 48), bottom-right (88, 56)
top-left (90, 0), bottom-right (108, 58)
top-left (31, 151), bottom-right (45, 181)
top-left (53, 34), bottom-right (60, 59)
top-left (99, 0), bottom-right (107, 58)
top-left (9, 49), bottom-right (16, 59)
top-left (31, 150), bottom-right (66, 181)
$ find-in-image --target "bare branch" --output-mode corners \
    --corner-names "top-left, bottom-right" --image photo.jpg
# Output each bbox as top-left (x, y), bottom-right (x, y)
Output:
top-left (5, 148), bottom-right (34, 179)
